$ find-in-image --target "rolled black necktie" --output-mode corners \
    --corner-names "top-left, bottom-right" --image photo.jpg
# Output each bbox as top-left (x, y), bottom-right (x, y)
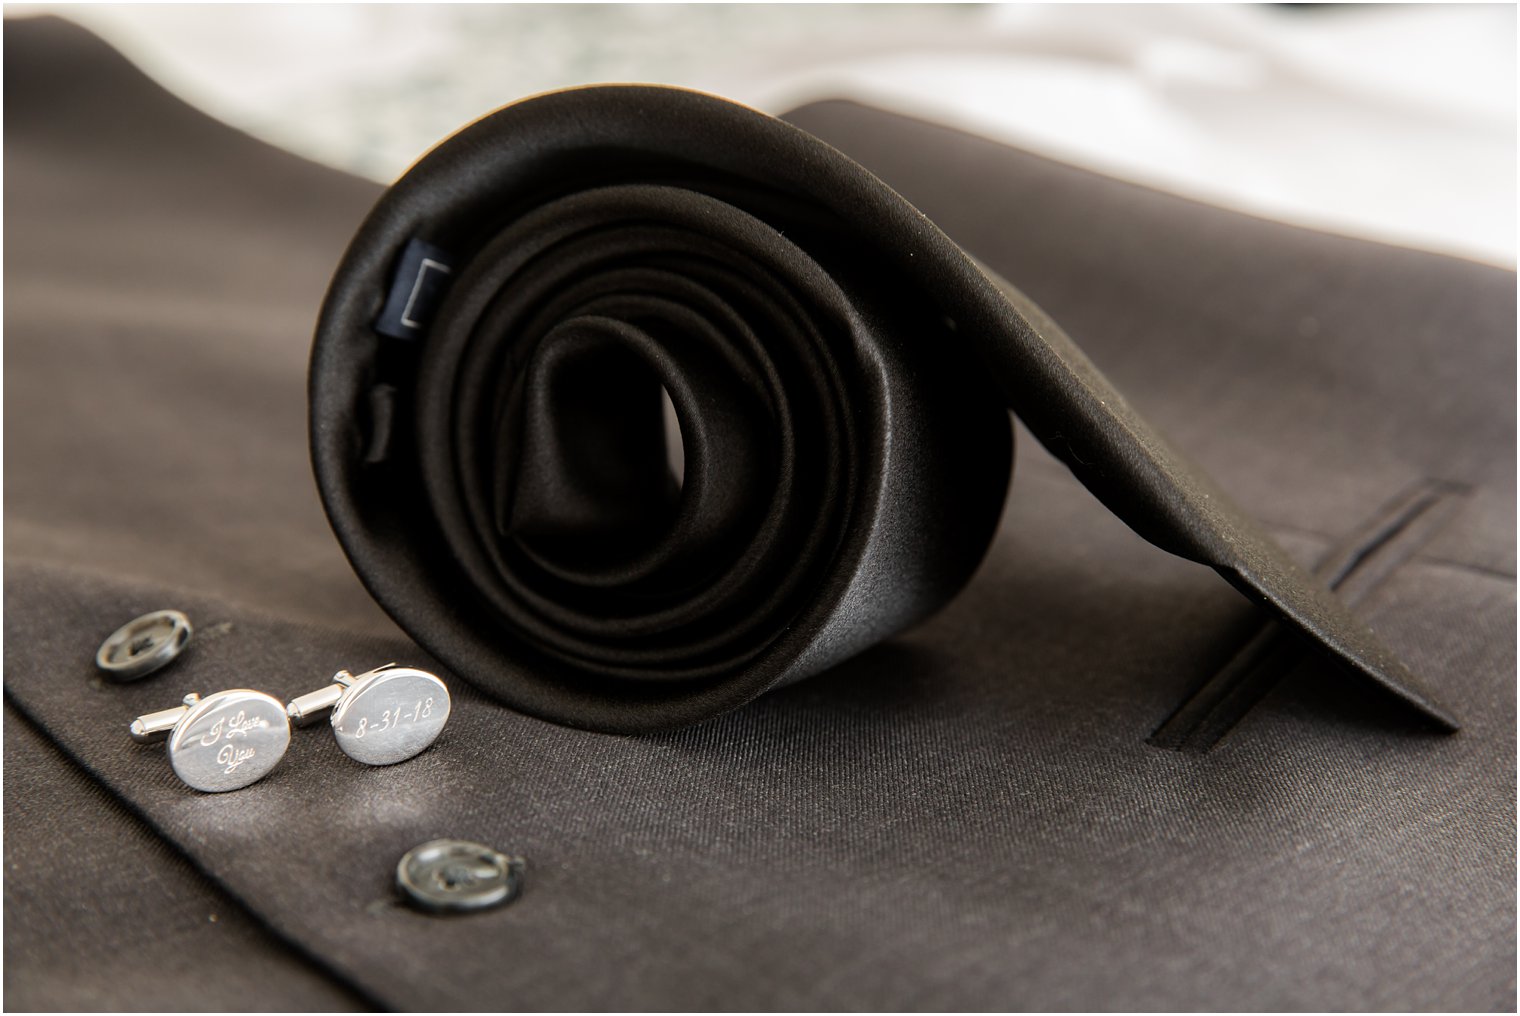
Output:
top-left (310, 85), bottom-right (1457, 735)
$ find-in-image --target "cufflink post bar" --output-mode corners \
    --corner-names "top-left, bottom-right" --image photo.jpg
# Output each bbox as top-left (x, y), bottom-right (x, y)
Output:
top-left (129, 692), bottom-right (202, 743)
top-left (286, 664), bottom-right (418, 728)
top-left (287, 668), bottom-right (371, 727)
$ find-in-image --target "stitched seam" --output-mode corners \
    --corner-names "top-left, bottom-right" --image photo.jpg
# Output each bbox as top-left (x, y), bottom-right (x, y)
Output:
top-left (1148, 479), bottom-right (1471, 754)
top-left (1257, 516), bottom-right (1513, 582)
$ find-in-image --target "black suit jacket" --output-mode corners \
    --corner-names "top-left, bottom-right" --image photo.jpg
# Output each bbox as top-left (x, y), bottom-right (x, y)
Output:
top-left (4, 17), bottom-right (1514, 1011)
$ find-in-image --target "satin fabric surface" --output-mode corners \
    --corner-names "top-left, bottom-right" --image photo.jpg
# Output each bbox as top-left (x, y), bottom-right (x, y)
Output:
top-left (309, 84), bottom-right (1454, 736)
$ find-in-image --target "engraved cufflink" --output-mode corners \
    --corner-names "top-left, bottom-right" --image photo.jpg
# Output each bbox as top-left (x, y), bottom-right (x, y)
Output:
top-left (287, 664), bottom-right (450, 766)
top-left (130, 689), bottom-right (291, 792)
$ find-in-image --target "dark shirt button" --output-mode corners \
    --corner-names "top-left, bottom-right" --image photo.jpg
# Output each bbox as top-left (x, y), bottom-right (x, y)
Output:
top-left (95, 609), bottom-right (193, 681)
top-left (396, 839), bottom-right (524, 914)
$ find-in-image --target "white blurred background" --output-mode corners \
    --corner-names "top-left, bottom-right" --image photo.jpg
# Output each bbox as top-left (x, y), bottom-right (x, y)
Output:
top-left (12, 3), bottom-right (1514, 266)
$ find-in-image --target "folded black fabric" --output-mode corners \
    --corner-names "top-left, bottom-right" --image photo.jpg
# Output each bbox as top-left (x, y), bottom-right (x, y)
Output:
top-left (311, 86), bottom-right (1454, 733)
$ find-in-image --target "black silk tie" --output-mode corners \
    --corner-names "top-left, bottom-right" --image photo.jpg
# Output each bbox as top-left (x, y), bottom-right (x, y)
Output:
top-left (309, 85), bottom-right (1457, 735)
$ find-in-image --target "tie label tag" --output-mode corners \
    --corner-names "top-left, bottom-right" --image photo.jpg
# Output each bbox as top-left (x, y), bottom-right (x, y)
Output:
top-left (374, 238), bottom-right (455, 340)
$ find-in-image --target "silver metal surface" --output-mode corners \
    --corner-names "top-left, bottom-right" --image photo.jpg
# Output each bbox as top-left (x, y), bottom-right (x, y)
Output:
top-left (129, 692), bottom-right (204, 744)
top-left (396, 839), bottom-right (523, 914)
top-left (286, 678), bottom-right (349, 726)
top-left (95, 609), bottom-right (192, 681)
top-left (131, 689), bottom-right (291, 792)
top-left (291, 664), bottom-right (450, 766)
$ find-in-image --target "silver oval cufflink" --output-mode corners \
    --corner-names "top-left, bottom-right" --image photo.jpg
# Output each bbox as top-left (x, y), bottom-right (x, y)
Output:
top-left (130, 689), bottom-right (291, 792)
top-left (287, 664), bottom-right (450, 766)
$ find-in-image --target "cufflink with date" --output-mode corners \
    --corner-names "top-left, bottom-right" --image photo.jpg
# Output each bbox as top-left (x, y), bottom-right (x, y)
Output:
top-left (129, 689), bottom-right (292, 792)
top-left (286, 664), bottom-right (450, 766)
